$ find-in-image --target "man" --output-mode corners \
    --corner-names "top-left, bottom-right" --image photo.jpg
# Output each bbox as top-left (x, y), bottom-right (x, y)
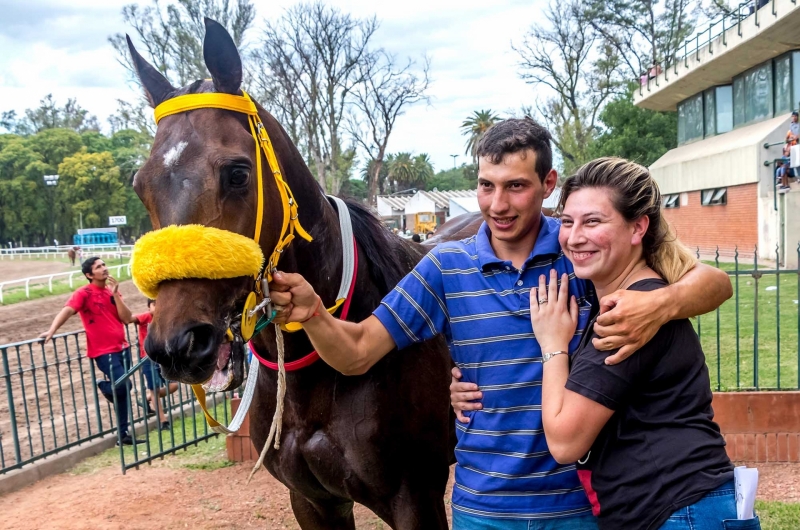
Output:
top-left (269, 118), bottom-right (732, 528)
top-left (40, 257), bottom-right (143, 446)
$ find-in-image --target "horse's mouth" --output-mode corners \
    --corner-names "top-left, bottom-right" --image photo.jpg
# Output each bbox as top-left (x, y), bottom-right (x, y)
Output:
top-left (202, 335), bottom-right (245, 393)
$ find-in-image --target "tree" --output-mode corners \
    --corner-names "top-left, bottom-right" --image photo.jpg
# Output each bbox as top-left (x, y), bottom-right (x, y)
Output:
top-left (109, 0), bottom-right (256, 133)
top-left (585, 0), bottom-right (696, 80)
top-left (589, 84), bottom-right (677, 167)
top-left (251, 2), bottom-right (378, 194)
top-left (427, 164), bottom-right (476, 192)
top-left (0, 137), bottom-right (49, 245)
top-left (0, 95), bottom-right (100, 136)
top-left (387, 152), bottom-right (433, 192)
top-left (348, 50), bottom-right (430, 205)
top-left (57, 150), bottom-right (129, 233)
top-left (339, 178), bottom-right (368, 202)
top-left (515, 0), bottom-right (621, 175)
top-left (461, 110), bottom-right (501, 161)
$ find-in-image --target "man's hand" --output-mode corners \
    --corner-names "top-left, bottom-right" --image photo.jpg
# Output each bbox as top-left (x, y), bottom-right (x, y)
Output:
top-left (268, 271), bottom-right (322, 324)
top-left (38, 331), bottom-right (53, 343)
top-left (593, 288), bottom-right (670, 365)
top-left (108, 276), bottom-right (120, 295)
top-left (450, 367), bottom-right (482, 423)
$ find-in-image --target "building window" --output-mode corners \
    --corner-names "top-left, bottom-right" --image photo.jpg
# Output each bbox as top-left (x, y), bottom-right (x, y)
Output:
top-left (663, 194), bottom-right (680, 209)
top-left (701, 188), bottom-right (727, 206)
top-left (775, 54), bottom-right (792, 115)
top-left (735, 62), bottom-right (774, 126)
top-left (704, 88), bottom-right (716, 137)
top-left (678, 93), bottom-right (704, 145)
top-left (716, 85), bottom-right (733, 134)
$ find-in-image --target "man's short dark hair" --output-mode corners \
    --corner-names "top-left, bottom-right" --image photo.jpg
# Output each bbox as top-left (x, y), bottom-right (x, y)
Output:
top-left (81, 257), bottom-right (101, 281)
top-left (475, 117), bottom-right (553, 181)
top-left (147, 298), bottom-right (156, 307)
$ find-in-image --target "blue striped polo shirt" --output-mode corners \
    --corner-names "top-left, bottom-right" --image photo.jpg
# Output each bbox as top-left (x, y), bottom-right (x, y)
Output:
top-left (374, 216), bottom-right (596, 520)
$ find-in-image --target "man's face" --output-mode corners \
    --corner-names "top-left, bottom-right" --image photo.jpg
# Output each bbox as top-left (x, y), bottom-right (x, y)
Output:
top-left (477, 150), bottom-right (557, 245)
top-left (793, 115), bottom-right (798, 123)
top-left (86, 260), bottom-right (109, 281)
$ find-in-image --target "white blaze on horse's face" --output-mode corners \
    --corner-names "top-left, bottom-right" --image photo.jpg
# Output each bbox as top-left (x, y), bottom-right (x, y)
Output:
top-left (163, 141), bottom-right (188, 169)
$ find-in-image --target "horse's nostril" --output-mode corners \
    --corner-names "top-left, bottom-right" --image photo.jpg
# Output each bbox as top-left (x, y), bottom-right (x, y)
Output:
top-left (146, 323), bottom-right (221, 384)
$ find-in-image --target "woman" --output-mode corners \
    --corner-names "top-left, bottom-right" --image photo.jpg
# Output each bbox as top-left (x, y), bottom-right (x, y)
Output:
top-left (530, 158), bottom-right (759, 530)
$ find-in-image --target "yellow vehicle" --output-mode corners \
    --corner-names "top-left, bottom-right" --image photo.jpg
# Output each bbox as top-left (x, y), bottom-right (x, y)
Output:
top-left (414, 213), bottom-right (437, 235)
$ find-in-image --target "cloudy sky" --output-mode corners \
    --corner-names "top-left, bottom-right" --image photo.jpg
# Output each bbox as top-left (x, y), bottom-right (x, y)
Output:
top-left (0, 0), bottom-right (545, 172)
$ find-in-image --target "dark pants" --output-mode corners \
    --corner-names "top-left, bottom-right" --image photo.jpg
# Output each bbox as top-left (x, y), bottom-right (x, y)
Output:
top-left (94, 348), bottom-right (132, 435)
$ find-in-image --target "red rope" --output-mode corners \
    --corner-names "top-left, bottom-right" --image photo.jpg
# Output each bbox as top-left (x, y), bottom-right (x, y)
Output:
top-left (250, 237), bottom-right (358, 372)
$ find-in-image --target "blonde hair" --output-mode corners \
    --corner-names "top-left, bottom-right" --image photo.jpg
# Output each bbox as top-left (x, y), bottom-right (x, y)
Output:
top-left (557, 157), bottom-right (696, 284)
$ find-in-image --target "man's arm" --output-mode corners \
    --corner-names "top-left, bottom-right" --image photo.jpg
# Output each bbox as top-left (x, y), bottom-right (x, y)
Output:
top-left (108, 277), bottom-right (134, 324)
top-left (39, 306), bottom-right (78, 342)
top-left (593, 262), bottom-right (732, 364)
top-left (270, 272), bottom-right (396, 375)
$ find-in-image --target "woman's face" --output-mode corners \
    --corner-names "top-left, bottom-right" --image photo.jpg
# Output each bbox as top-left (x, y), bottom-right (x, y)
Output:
top-left (558, 187), bottom-right (647, 286)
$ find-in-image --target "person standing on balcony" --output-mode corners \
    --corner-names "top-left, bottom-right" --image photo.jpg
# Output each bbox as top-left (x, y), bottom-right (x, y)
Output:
top-left (39, 257), bottom-right (143, 446)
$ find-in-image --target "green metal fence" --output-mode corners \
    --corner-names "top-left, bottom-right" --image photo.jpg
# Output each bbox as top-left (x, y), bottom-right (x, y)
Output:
top-left (695, 245), bottom-right (800, 391)
top-left (0, 325), bottom-right (232, 475)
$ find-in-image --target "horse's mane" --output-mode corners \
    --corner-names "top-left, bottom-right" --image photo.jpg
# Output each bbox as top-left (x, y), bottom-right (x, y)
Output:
top-left (341, 198), bottom-right (424, 295)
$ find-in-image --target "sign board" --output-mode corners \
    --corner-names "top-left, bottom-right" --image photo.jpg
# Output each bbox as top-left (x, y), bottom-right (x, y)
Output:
top-left (108, 216), bottom-right (127, 226)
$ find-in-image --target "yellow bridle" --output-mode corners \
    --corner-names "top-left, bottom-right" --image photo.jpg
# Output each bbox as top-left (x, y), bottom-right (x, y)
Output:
top-left (154, 91), bottom-right (313, 280)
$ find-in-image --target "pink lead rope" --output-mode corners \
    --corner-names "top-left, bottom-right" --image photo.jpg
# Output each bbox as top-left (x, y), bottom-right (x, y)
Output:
top-left (249, 237), bottom-right (359, 371)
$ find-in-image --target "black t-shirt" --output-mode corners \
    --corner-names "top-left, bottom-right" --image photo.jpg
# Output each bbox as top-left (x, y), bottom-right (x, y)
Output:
top-left (566, 278), bottom-right (733, 530)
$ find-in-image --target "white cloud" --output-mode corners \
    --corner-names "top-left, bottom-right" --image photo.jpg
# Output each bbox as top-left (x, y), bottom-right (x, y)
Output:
top-left (0, 0), bottom-right (544, 172)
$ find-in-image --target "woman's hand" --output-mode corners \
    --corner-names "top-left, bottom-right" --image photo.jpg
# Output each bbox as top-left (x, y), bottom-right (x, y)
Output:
top-left (530, 270), bottom-right (578, 354)
top-left (268, 271), bottom-right (322, 324)
top-left (450, 367), bottom-right (482, 423)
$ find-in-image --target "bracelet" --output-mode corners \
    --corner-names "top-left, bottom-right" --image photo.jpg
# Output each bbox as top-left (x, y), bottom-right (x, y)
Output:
top-left (542, 350), bottom-right (567, 363)
top-left (299, 296), bottom-right (323, 323)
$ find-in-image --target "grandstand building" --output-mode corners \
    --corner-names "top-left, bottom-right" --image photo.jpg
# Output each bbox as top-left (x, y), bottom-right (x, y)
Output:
top-left (635, 0), bottom-right (800, 266)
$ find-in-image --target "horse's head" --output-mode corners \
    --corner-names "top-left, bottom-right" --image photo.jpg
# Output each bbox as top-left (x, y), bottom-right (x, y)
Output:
top-left (128, 19), bottom-right (287, 390)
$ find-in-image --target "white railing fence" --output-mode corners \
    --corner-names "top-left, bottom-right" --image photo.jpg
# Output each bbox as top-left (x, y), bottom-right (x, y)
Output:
top-left (0, 245), bottom-right (134, 260)
top-left (0, 263), bottom-right (132, 304)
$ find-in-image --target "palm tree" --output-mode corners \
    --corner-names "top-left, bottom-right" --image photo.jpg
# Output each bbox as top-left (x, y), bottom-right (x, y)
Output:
top-left (461, 110), bottom-right (502, 161)
top-left (386, 152), bottom-right (434, 192)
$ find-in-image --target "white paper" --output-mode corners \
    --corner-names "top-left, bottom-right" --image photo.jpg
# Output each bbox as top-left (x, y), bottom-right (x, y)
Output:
top-left (734, 466), bottom-right (759, 520)
top-left (791, 144), bottom-right (800, 168)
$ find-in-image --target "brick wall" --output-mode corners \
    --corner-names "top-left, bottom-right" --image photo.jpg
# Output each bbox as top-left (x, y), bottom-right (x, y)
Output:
top-left (662, 183), bottom-right (758, 254)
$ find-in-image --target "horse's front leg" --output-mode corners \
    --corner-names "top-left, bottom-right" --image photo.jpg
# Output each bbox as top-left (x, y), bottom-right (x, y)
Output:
top-left (289, 491), bottom-right (356, 530)
top-left (387, 479), bottom-right (449, 530)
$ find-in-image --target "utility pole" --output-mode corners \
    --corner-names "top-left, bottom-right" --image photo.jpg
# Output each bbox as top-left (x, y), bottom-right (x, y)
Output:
top-left (450, 154), bottom-right (458, 170)
top-left (43, 174), bottom-right (59, 246)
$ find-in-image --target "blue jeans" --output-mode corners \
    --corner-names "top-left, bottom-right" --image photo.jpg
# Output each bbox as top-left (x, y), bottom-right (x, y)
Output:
top-left (659, 481), bottom-right (762, 530)
top-left (94, 348), bottom-right (132, 435)
top-left (140, 357), bottom-right (164, 390)
top-left (452, 510), bottom-right (598, 530)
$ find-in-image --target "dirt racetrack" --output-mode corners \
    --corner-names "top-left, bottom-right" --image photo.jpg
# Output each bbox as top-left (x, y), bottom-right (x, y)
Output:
top-left (3, 453), bottom-right (457, 529)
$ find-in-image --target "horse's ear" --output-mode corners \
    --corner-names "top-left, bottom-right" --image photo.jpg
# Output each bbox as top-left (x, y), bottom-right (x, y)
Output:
top-left (203, 18), bottom-right (242, 95)
top-left (126, 35), bottom-right (175, 108)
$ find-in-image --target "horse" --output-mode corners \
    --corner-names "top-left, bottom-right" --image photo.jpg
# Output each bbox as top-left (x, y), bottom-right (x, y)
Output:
top-left (67, 246), bottom-right (81, 266)
top-left (127, 19), bottom-right (457, 529)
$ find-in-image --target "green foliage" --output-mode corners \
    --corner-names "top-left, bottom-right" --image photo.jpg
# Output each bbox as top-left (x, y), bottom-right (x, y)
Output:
top-left (589, 85), bottom-right (677, 167)
top-left (428, 164), bottom-right (478, 192)
top-left (461, 110), bottom-right (502, 160)
top-left (0, 124), bottom-right (153, 246)
top-left (387, 152), bottom-right (434, 192)
top-left (339, 178), bottom-right (368, 201)
top-left (1, 94), bottom-right (99, 136)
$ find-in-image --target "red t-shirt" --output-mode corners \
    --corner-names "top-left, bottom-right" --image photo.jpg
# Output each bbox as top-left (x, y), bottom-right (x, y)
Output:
top-left (135, 312), bottom-right (153, 358)
top-left (66, 284), bottom-right (129, 358)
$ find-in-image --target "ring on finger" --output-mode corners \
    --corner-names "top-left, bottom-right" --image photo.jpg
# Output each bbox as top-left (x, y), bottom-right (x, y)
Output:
top-left (538, 298), bottom-right (548, 305)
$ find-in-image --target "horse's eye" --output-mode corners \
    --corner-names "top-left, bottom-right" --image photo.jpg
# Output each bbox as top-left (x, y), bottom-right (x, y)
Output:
top-left (226, 166), bottom-right (250, 188)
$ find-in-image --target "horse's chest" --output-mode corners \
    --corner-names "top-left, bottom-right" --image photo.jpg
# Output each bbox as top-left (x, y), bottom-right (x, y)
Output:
top-left (269, 425), bottom-right (381, 501)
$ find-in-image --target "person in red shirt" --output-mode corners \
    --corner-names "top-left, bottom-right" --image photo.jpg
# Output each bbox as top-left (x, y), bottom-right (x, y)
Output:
top-left (40, 257), bottom-right (143, 446)
top-left (133, 298), bottom-right (178, 430)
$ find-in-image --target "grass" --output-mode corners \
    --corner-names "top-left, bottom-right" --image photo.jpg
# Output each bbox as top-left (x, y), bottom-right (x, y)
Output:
top-left (756, 500), bottom-right (800, 530)
top-left (694, 260), bottom-right (800, 390)
top-left (0, 257), bottom-right (131, 305)
top-left (70, 399), bottom-right (233, 475)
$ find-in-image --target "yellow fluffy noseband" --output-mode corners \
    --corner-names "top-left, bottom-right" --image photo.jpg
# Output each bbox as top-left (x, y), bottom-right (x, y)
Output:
top-left (131, 225), bottom-right (264, 299)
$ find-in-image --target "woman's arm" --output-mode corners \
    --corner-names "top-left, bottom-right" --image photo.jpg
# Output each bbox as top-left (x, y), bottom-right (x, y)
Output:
top-left (532, 270), bottom-right (615, 463)
top-left (541, 355), bottom-right (614, 463)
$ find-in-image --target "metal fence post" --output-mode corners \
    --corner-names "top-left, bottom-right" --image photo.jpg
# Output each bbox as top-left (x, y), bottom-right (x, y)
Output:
top-left (753, 247), bottom-right (760, 389)
top-left (1, 347), bottom-right (21, 466)
top-left (735, 247), bottom-right (741, 388)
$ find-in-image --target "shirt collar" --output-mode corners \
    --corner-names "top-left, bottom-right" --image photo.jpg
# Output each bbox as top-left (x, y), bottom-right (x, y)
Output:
top-left (476, 215), bottom-right (562, 271)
